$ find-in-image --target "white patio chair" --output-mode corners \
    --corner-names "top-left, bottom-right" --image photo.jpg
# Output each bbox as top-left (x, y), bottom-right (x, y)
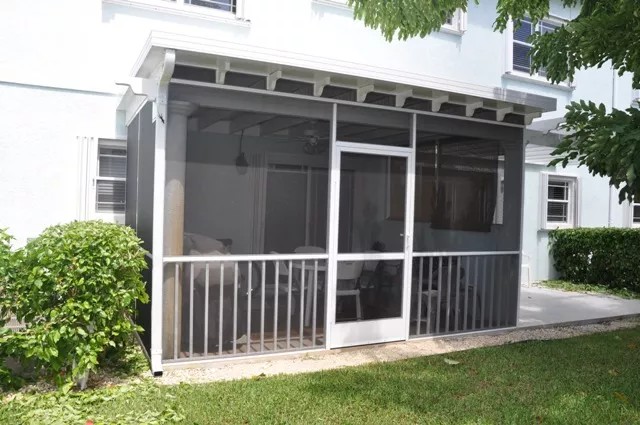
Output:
top-left (336, 261), bottom-right (364, 320)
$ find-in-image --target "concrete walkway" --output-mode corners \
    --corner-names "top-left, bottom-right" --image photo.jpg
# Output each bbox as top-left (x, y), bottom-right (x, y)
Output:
top-left (518, 286), bottom-right (640, 328)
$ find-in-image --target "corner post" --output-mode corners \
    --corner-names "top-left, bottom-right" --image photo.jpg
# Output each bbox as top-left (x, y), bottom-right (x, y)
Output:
top-left (150, 49), bottom-right (176, 375)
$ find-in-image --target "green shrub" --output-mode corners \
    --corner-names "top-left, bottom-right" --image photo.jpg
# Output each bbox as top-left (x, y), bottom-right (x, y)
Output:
top-left (0, 228), bottom-right (14, 319)
top-left (0, 229), bottom-right (20, 388)
top-left (549, 228), bottom-right (640, 293)
top-left (0, 221), bottom-right (148, 389)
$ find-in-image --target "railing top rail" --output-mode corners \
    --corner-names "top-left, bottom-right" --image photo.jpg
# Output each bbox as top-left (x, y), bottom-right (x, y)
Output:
top-left (412, 251), bottom-right (520, 257)
top-left (163, 253), bottom-right (329, 263)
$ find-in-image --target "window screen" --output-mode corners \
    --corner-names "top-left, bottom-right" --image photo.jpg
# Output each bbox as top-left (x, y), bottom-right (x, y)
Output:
top-left (430, 139), bottom-right (501, 232)
top-left (547, 180), bottom-right (569, 223)
top-left (513, 18), bottom-right (559, 75)
top-left (96, 145), bottom-right (127, 213)
top-left (633, 204), bottom-right (640, 224)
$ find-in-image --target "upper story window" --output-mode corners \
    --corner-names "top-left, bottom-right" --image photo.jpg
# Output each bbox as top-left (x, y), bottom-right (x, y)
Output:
top-left (96, 143), bottom-right (127, 214)
top-left (182, 0), bottom-right (236, 12)
top-left (441, 9), bottom-right (467, 35)
top-left (313, 2), bottom-right (466, 35)
top-left (632, 203), bottom-right (640, 228)
top-left (540, 174), bottom-right (579, 229)
top-left (513, 18), bottom-right (560, 77)
top-left (313, 0), bottom-right (349, 6)
top-left (103, 0), bottom-right (246, 22)
top-left (505, 17), bottom-right (572, 90)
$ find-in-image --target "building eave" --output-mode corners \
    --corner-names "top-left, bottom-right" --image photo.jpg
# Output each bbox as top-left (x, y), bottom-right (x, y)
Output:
top-left (125, 31), bottom-right (558, 125)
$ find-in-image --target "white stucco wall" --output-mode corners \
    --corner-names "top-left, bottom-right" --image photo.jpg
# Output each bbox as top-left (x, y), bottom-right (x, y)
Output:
top-left (0, 83), bottom-right (124, 246)
top-left (0, 0), bottom-right (634, 247)
top-left (521, 161), bottom-right (632, 284)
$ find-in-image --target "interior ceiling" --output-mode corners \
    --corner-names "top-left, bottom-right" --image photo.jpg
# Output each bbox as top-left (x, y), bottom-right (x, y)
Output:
top-left (192, 106), bottom-right (498, 150)
top-left (170, 58), bottom-right (551, 127)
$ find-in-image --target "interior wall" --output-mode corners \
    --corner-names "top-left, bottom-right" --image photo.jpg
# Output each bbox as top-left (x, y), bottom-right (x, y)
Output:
top-left (412, 139), bottom-right (523, 253)
top-left (183, 131), bottom-right (330, 255)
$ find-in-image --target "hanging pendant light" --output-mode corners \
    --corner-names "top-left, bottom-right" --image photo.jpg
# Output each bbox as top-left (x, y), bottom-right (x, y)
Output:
top-left (235, 129), bottom-right (249, 175)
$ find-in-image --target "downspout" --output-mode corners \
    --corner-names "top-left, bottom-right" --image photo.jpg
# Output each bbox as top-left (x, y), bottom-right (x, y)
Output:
top-left (608, 66), bottom-right (617, 227)
top-left (150, 49), bottom-right (176, 375)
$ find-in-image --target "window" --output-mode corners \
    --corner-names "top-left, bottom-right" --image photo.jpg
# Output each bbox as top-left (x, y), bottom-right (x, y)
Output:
top-left (540, 174), bottom-right (578, 229)
top-left (441, 9), bottom-right (467, 35)
top-left (103, 0), bottom-right (245, 22)
top-left (512, 18), bottom-right (560, 77)
top-left (632, 203), bottom-right (640, 227)
top-left (96, 143), bottom-right (127, 214)
top-left (313, 1), bottom-right (466, 35)
top-left (183, 0), bottom-right (235, 12)
top-left (313, 0), bottom-right (349, 7)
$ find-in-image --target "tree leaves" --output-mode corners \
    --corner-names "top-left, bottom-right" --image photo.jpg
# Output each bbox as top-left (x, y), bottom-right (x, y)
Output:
top-left (349, 0), bottom-right (472, 41)
top-left (349, 0), bottom-right (640, 202)
top-left (553, 102), bottom-right (640, 202)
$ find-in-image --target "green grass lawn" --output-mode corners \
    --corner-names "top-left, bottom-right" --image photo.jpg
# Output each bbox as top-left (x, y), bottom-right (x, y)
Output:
top-left (540, 280), bottom-right (640, 300)
top-left (2, 326), bottom-right (640, 424)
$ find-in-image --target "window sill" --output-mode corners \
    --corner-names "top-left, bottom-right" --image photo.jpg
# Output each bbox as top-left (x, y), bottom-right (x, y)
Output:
top-left (439, 27), bottom-right (465, 36)
top-left (503, 71), bottom-right (574, 92)
top-left (103, 0), bottom-right (250, 26)
top-left (539, 225), bottom-right (575, 232)
top-left (312, 0), bottom-right (351, 11)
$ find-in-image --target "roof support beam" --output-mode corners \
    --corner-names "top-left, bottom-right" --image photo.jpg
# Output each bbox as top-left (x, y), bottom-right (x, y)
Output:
top-left (357, 83), bottom-right (375, 103)
top-left (430, 91), bottom-right (449, 112)
top-left (464, 100), bottom-right (484, 117)
top-left (216, 58), bottom-right (230, 85)
top-left (395, 86), bottom-right (413, 108)
top-left (495, 103), bottom-right (514, 122)
top-left (314, 74), bottom-right (331, 97)
top-left (267, 70), bottom-right (282, 91)
top-left (524, 112), bottom-right (543, 125)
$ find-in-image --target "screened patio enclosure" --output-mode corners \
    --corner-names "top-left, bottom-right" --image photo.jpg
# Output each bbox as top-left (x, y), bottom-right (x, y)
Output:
top-left (122, 47), bottom-right (556, 373)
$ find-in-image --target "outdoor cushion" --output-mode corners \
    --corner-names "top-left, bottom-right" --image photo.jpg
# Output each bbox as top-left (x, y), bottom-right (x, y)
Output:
top-left (189, 248), bottom-right (236, 286)
top-left (184, 232), bottom-right (230, 254)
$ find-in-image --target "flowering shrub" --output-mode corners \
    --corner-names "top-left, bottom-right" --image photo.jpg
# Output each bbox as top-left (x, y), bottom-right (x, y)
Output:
top-left (0, 221), bottom-right (148, 389)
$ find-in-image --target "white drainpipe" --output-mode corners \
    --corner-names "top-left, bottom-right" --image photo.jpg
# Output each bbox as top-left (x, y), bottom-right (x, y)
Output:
top-left (608, 66), bottom-right (617, 227)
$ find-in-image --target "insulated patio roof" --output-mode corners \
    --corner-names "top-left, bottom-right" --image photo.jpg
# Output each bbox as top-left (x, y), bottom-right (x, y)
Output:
top-left (124, 31), bottom-right (557, 125)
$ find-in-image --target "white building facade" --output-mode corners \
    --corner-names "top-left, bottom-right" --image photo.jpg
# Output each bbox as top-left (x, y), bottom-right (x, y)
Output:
top-left (0, 0), bottom-right (635, 372)
top-left (0, 0), bottom-right (634, 246)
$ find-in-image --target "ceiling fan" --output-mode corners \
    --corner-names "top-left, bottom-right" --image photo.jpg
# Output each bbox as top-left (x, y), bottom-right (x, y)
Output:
top-left (298, 128), bottom-right (330, 155)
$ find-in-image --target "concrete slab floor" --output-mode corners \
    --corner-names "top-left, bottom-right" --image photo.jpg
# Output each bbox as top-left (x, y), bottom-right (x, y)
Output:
top-left (518, 286), bottom-right (640, 328)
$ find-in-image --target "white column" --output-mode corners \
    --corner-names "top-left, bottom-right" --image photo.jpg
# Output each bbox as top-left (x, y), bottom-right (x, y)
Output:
top-left (163, 100), bottom-right (196, 358)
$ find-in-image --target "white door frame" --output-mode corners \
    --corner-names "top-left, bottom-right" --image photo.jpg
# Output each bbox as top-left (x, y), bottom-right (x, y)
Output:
top-left (326, 136), bottom-right (416, 349)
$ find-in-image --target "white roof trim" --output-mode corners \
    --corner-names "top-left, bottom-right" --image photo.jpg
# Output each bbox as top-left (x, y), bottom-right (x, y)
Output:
top-left (129, 31), bottom-right (557, 118)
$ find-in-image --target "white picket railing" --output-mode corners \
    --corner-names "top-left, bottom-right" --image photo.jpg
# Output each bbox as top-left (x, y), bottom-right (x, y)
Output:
top-left (410, 252), bottom-right (520, 337)
top-left (163, 253), bottom-right (327, 362)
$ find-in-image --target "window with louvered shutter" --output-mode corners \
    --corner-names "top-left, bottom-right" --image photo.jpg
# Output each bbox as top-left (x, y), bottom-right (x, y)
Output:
top-left (633, 204), bottom-right (640, 227)
top-left (547, 180), bottom-right (569, 222)
top-left (183, 0), bottom-right (235, 12)
top-left (512, 18), bottom-right (560, 77)
top-left (96, 145), bottom-right (126, 213)
top-left (540, 174), bottom-right (578, 229)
